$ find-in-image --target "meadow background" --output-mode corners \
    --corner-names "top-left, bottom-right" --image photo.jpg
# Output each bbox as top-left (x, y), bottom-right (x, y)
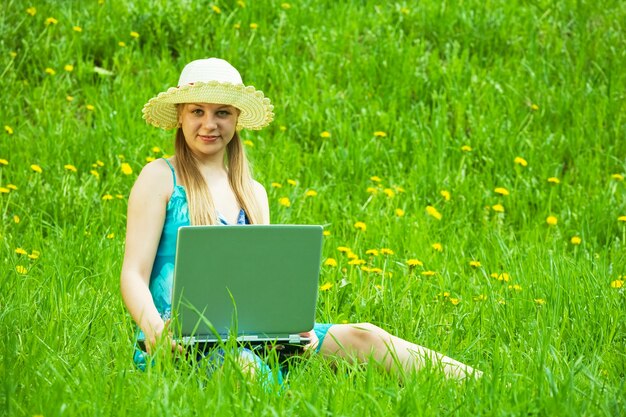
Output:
top-left (1, 0), bottom-right (625, 415)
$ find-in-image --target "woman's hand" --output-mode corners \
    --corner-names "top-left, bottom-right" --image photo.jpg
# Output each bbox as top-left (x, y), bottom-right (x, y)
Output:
top-left (144, 319), bottom-right (184, 355)
top-left (300, 329), bottom-right (319, 354)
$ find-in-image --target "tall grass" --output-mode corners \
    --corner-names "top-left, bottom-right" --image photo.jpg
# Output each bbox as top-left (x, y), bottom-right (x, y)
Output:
top-left (1, 0), bottom-right (625, 415)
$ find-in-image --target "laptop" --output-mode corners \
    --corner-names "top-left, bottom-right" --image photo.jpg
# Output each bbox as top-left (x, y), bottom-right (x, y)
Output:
top-left (170, 224), bottom-right (323, 350)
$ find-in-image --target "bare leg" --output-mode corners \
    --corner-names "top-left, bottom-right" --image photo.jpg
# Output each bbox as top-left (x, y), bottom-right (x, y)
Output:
top-left (317, 323), bottom-right (482, 380)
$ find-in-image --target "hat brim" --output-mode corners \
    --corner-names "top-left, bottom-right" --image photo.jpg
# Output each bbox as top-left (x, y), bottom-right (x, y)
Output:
top-left (142, 81), bottom-right (274, 130)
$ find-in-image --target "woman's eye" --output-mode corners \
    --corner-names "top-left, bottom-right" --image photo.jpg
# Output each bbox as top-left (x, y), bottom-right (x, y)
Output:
top-left (217, 110), bottom-right (231, 117)
top-left (191, 109), bottom-right (203, 116)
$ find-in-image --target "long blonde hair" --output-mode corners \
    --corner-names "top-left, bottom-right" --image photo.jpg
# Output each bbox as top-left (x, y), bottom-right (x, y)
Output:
top-left (173, 128), bottom-right (262, 225)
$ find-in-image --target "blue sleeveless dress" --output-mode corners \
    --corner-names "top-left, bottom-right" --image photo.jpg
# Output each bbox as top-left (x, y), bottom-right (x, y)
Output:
top-left (133, 159), bottom-right (332, 372)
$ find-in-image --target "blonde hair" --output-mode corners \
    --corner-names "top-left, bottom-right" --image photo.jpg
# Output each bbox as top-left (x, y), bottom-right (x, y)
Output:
top-left (173, 128), bottom-right (262, 225)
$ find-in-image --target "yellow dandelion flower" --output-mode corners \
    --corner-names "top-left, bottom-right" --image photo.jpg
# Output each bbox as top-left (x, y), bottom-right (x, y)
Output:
top-left (107, 233), bottom-right (115, 239)
top-left (102, 194), bottom-right (113, 200)
top-left (0, 159), bottom-right (8, 165)
top-left (431, 243), bottom-right (443, 252)
top-left (547, 177), bottom-right (560, 184)
top-left (366, 249), bottom-right (379, 256)
top-left (491, 272), bottom-right (510, 282)
top-left (66, 96), bottom-right (74, 102)
top-left (461, 145), bottom-right (472, 152)
top-left (145, 156), bottom-right (155, 162)
top-left (618, 216), bottom-right (626, 222)
top-left (13, 215), bottom-right (20, 223)
top-left (15, 248), bottom-right (28, 255)
top-left (278, 197), bottom-right (291, 207)
top-left (130, 31), bottom-right (140, 38)
top-left (571, 236), bottom-right (582, 245)
top-left (305, 190), bottom-right (318, 197)
top-left (287, 179), bottom-right (297, 186)
top-left (64, 164), bottom-right (77, 172)
top-left (64, 64), bottom-right (74, 72)
top-left (492, 204), bottom-right (505, 213)
top-left (380, 248), bottom-right (394, 255)
top-left (440, 190), bottom-right (451, 201)
top-left (116, 194), bottom-right (124, 199)
top-left (348, 259), bottom-right (366, 266)
top-left (45, 68), bottom-right (56, 75)
top-left (323, 230), bottom-right (330, 236)
top-left (7, 184), bottom-right (17, 190)
top-left (354, 221), bottom-right (367, 231)
top-left (347, 252), bottom-right (358, 260)
top-left (90, 170), bottom-right (100, 178)
top-left (45, 17), bottom-right (58, 25)
top-left (120, 163), bottom-right (133, 175)
top-left (494, 187), bottom-right (509, 196)
top-left (73, 26), bottom-right (82, 32)
top-left (610, 280), bottom-right (624, 288)
top-left (320, 131), bottom-right (331, 138)
top-left (473, 294), bottom-right (487, 301)
top-left (16, 265), bottom-right (28, 275)
top-left (508, 284), bottom-right (523, 291)
top-left (514, 156), bottom-right (528, 167)
top-left (271, 182), bottom-right (282, 188)
top-left (26, 7), bottom-right (36, 16)
top-left (243, 140), bottom-right (254, 147)
top-left (0, 187), bottom-right (9, 194)
top-left (30, 164), bottom-right (42, 173)
top-left (281, 3), bottom-right (291, 9)
top-left (370, 267), bottom-right (383, 274)
top-left (546, 216), bottom-right (558, 226)
top-left (534, 298), bottom-right (546, 305)
top-left (421, 270), bottom-right (436, 276)
top-left (4, 125), bottom-right (13, 135)
top-left (449, 298), bottom-right (460, 306)
top-left (469, 260), bottom-right (481, 268)
top-left (86, 104), bottom-right (95, 111)
top-left (426, 205), bottom-right (442, 220)
top-left (324, 258), bottom-right (337, 267)
top-left (28, 250), bottom-right (40, 260)
top-left (407, 259), bottom-right (423, 267)
top-left (611, 173), bottom-right (624, 181)
top-left (151, 146), bottom-right (161, 153)
top-left (250, 23), bottom-right (259, 29)
top-left (395, 208), bottom-right (405, 217)
top-left (440, 292), bottom-right (450, 298)
top-left (118, 41), bottom-right (126, 47)
top-left (530, 103), bottom-right (539, 111)
top-left (337, 246), bottom-right (351, 253)
top-left (211, 5), bottom-right (222, 13)
top-left (373, 131), bottom-right (387, 137)
top-left (319, 282), bottom-right (333, 291)
top-left (366, 187), bottom-right (378, 194)
top-left (383, 188), bottom-right (395, 198)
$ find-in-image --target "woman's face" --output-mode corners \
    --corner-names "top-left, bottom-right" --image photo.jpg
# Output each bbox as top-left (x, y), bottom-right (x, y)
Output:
top-left (178, 103), bottom-right (239, 159)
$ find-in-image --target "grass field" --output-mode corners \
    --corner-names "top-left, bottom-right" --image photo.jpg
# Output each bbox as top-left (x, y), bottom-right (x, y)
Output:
top-left (1, 0), bottom-right (625, 415)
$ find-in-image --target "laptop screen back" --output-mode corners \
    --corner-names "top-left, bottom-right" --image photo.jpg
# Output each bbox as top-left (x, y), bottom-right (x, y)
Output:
top-left (172, 225), bottom-right (323, 340)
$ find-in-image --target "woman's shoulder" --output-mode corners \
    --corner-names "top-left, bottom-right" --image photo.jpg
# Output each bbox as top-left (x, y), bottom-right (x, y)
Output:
top-left (251, 180), bottom-right (268, 199)
top-left (131, 159), bottom-right (175, 198)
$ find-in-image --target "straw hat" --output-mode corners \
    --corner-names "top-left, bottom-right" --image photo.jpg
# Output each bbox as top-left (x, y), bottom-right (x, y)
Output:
top-left (142, 58), bottom-right (274, 130)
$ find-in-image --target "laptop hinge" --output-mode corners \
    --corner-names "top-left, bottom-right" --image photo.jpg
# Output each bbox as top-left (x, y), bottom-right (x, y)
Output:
top-left (289, 334), bottom-right (302, 344)
top-left (236, 335), bottom-right (260, 342)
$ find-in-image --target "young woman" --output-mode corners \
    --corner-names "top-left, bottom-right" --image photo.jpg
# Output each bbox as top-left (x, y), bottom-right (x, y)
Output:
top-left (120, 58), bottom-right (481, 381)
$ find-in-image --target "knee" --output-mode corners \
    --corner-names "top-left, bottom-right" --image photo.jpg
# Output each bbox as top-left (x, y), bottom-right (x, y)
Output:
top-left (346, 322), bottom-right (390, 350)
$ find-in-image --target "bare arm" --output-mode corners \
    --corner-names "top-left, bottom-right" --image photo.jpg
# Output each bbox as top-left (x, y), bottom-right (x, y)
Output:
top-left (120, 159), bottom-right (173, 352)
top-left (252, 181), bottom-right (270, 224)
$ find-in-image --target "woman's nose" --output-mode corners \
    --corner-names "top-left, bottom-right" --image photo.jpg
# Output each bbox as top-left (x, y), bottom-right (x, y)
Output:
top-left (203, 114), bottom-right (218, 129)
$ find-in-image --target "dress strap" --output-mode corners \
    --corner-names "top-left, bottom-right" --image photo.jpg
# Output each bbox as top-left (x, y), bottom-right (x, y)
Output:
top-left (162, 158), bottom-right (177, 187)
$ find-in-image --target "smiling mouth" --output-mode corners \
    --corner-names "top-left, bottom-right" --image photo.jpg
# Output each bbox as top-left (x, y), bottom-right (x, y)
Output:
top-left (199, 135), bottom-right (219, 142)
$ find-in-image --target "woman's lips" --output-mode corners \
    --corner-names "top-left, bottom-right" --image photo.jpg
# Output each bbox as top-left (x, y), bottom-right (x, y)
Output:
top-left (199, 135), bottom-right (219, 142)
